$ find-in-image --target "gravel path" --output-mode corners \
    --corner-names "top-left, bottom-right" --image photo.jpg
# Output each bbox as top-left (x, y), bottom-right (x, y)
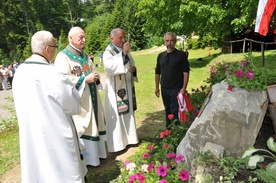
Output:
top-left (0, 89), bottom-right (14, 119)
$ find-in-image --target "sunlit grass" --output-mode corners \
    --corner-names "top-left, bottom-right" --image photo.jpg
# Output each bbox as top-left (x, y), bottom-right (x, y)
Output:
top-left (1, 47), bottom-right (276, 181)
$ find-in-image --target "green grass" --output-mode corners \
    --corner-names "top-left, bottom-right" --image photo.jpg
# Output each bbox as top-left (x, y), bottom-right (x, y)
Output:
top-left (1, 47), bottom-right (276, 181)
top-left (0, 125), bottom-right (20, 176)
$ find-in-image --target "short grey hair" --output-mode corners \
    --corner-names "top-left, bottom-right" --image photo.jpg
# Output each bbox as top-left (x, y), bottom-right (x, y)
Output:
top-left (68, 26), bottom-right (83, 40)
top-left (110, 28), bottom-right (124, 37)
top-left (164, 32), bottom-right (177, 41)
top-left (31, 31), bottom-right (53, 53)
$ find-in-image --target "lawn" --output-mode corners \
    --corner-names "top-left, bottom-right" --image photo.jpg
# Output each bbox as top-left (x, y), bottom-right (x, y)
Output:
top-left (1, 46), bottom-right (276, 182)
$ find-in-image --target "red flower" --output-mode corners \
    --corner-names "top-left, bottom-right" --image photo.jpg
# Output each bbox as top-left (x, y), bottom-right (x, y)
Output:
top-left (162, 144), bottom-right (170, 149)
top-left (142, 152), bottom-right (150, 158)
top-left (165, 129), bottom-right (171, 136)
top-left (160, 132), bottom-right (166, 138)
top-left (168, 114), bottom-right (174, 120)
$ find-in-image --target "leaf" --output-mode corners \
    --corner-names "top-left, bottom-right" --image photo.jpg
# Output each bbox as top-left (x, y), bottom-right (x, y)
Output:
top-left (266, 162), bottom-right (276, 172)
top-left (242, 147), bottom-right (259, 158)
top-left (247, 155), bottom-right (264, 169)
top-left (267, 137), bottom-right (276, 152)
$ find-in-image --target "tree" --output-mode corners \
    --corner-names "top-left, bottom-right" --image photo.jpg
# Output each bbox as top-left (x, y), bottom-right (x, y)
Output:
top-left (133, 0), bottom-right (275, 47)
top-left (0, 0), bottom-right (28, 63)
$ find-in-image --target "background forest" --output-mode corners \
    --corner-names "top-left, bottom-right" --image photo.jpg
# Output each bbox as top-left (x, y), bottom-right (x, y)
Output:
top-left (0, 0), bottom-right (274, 65)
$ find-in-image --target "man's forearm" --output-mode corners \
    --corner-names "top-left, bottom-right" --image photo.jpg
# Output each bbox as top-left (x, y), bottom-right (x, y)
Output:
top-left (182, 72), bottom-right (189, 91)
top-left (155, 74), bottom-right (160, 88)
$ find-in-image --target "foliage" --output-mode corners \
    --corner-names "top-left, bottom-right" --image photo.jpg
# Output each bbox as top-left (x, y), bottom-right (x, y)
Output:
top-left (225, 54), bottom-right (269, 91)
top-left (187, 86), bottom-right (209, 121)
top-left (133, 0), bottom-right (276, 48)
top-left (112, 118), bottom-right (191, 183)
top-left (0, 114), bottom-right (17, 133)
top-left (204, 62), bottom-right (229, 86)
top-left (0, 97), bottom-right (17, 133)
top-left (254, 168), bottom-right (276, 183)
top-left (192, 151), bottom-right (244, 182)
top-left (242, 137), bottom-right (276, 171)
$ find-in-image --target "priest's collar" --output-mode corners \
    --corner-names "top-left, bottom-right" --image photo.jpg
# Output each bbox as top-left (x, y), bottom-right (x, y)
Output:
top-left (25, 54), bottom-right (50, 64)
top-left (68, 44), bottom-right (84, 55)
top-left (110, 43), bottom-right (122, 54)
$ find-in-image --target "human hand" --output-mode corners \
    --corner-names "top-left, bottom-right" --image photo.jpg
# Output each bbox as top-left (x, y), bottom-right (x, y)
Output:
top-left (180, 88), bottom-right (186, 95)
top-left (123, 42), bottom-right (131, 55)
top-left (128, 65), bottom-right (136, 73)
top-left (85, 71), bottom-right (99, 83)
top-left (155, 88), bottom-right (160, 97)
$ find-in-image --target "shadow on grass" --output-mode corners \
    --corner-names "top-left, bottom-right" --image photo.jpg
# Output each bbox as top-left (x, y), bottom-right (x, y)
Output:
top-left (189, 53), bottom-right (221, 69)
top-left (86, 109), bottom-right (166, 183)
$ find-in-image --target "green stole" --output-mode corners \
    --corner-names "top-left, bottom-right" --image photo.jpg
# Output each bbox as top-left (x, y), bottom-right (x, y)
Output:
top-left (62, 46), bottom-right (99, 139)
top-left (108, 43), bottom-right (137, 114)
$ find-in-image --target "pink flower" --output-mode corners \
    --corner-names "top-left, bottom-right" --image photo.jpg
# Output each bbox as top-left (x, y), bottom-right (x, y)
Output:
top-left (241, 60), bottom-right (248, 67)
top-left (124, 160), bottom-right (131, 166)
top-left (168, 114), bottom-right (174, 120)
top-left (174, 154), bottom-right (184, 163)
top-left (147, 144), bottom-right (154, 149)
top-left (179, 170), bottom-right (190, 181)
top-left (156, 165), bottom-right (168, 177)
top-left (227, 85), bottom-right (233, 91)
top-left (246, 70), bottom-right (254, 80)
top-left (136, 173), bottom-right (145, 183)
top-left (160, 180), bottom-right (167, 183)
top-left (142, 152), bottom-right (150, 158)
top-left (194, 109), bottom-right (199, 116)
top-left (160, 131), bottom-right (166, 139)
top-left (148, 162), bottom-right (154, 172)
top-left (234, 70), bottom-right (243, 77)
top-left (162, 144), bottom-right (170, 149)
top-left (128, 174), bottom-right (137, 182)
top-left (166, 153), bottom-right (176, 158)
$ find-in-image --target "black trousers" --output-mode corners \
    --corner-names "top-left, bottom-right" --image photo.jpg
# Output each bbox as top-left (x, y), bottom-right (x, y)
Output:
top-left (161, 87), bottom-right (180, 127)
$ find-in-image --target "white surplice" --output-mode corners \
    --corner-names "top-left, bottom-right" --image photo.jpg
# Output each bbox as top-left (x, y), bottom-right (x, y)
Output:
top-left (103, 45), bottom-right (139, 152)
top-left (13, 54), bottom-right (87, 183)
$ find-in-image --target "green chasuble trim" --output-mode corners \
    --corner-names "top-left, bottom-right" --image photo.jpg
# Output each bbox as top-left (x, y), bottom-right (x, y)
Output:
top-left (81, 135), bottom-right (100, 141)
top-left (62, 47), bottom-right (100, 131)
top-left (99, 131), bottom-right (106, 135)
top-left (76, 76), bottom-right (84, 90)
top-left (24, 61), bottom-right (49, 65)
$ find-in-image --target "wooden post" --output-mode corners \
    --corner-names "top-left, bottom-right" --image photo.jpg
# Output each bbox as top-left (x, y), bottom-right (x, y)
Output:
top-left (243, 39), bottom-right (246, 53)
top-left (250, 40), bottom-right (252, 52)
top-left (261, 42), bottom-right (265, 66)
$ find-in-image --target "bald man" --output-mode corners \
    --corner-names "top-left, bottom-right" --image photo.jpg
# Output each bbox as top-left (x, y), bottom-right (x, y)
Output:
top-left (13, 30), bottom-right (87, 182)
top-left (103, 28), bottom-right (139, 152)
top-left (54, 27), bottom-right (107, 167)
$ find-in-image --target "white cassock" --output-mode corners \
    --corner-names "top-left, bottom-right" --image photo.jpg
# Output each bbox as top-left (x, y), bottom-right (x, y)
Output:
top-left (103, 44), bottom-right (139, 152)
top-left (12, 54), bottom-right (87, 183)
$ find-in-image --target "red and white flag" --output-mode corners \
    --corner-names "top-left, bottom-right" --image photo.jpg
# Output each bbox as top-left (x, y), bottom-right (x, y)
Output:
top-left (255, 0), bottom-right (276, 36)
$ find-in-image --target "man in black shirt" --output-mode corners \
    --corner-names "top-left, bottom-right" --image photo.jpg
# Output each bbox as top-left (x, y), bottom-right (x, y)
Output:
top-left (155, 32), bottom-right (190, 127)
